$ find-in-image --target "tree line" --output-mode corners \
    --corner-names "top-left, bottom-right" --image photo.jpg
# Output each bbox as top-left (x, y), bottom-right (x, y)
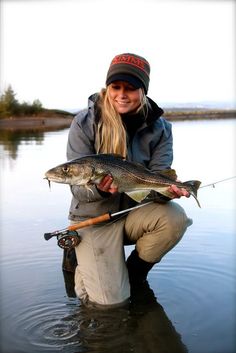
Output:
top-left (0, 85), bottom-right (43, 119)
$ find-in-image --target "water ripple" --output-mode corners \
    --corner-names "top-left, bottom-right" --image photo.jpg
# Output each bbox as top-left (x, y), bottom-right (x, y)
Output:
top-left (3, 301), bottom-right (83, 352)
top-left (2, 300), bottom-right (134, 353)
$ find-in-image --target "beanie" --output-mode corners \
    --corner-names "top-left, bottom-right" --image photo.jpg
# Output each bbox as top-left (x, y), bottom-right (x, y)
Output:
top-left (106, 53), bottom-right (150, 94)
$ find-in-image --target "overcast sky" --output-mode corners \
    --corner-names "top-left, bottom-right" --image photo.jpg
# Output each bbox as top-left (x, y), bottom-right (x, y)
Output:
top-left (1, 0), bottom-right (235, 111)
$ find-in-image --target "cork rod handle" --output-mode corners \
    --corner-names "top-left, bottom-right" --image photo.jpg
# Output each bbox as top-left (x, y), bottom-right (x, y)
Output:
top-left (68, 213), bottom-right (111, 231)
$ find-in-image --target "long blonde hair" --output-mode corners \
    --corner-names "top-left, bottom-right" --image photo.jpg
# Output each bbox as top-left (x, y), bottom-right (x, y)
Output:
top-left (95, 86), bottom-right (148, 158)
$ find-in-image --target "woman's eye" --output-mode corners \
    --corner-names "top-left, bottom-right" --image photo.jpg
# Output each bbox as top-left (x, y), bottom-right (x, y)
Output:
top-left (111, 85), bottom-right (120, 90)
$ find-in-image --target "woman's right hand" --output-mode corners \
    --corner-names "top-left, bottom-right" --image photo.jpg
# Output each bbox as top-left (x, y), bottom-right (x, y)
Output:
top-left (96, 175), bottom-right (118, 194)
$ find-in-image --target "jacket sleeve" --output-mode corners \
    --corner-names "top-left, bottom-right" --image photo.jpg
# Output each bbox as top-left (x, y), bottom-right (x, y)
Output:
top-left (148, 118), bottom-right (173, 172)
top-left (147, 118), bottom-right (174, 203)
top-left (66, 111), bottom-right (108, 202)
top-left (67, 110), bottom-right (95, 160)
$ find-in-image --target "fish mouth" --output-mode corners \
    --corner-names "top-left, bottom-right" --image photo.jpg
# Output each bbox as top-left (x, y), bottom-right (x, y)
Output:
top-left (44, 175), bottom-right (65, 183)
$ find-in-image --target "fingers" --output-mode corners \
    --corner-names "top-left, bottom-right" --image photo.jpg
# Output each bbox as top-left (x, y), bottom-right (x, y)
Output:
top-left (169, 184), bottom-right (190, 198)
top-left (97, 175), bottom-right (118, 194)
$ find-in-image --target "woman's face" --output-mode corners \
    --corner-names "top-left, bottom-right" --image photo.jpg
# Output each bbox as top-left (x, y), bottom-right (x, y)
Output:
top-left (108, 81), bottom-right (142, 114)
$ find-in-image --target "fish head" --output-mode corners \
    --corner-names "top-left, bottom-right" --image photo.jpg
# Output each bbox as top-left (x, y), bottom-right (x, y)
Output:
top-left (44, 161), bottom-right (95, 186)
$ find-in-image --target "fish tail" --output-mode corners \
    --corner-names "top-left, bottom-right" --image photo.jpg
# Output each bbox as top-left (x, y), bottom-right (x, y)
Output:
top-left (183, 180), bottom-right (202, 208)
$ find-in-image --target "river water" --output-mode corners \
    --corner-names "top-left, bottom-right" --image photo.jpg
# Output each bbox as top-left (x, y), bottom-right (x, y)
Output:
top-left (0, 119), bottom-right (235, 353)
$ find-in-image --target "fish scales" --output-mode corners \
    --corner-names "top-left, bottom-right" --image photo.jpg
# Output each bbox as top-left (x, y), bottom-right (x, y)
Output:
top-left (76, 155), bottom-right (184, 191)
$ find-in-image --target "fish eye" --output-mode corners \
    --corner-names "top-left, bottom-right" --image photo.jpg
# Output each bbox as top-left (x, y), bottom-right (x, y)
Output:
top-left (62, 165), bottom-right (69, 173)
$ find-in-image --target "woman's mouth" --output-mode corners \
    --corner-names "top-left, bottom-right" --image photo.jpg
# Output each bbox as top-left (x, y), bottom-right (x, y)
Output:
top-left (116, 101), bottom-right (130, 105)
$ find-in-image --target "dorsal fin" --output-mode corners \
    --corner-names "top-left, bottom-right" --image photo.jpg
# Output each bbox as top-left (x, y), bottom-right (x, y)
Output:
top-left (98, 153), bottom-right (125, 160)
top-left (158, 169), bottom-right (178, 181)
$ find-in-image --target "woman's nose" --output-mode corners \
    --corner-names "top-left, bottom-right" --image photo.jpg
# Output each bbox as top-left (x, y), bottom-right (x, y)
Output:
top-left (118, 88), bottom-right (127, 97)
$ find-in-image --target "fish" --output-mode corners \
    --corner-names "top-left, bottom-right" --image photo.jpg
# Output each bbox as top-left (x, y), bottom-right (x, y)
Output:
top-left (44, 154), bottom-right (201, 207)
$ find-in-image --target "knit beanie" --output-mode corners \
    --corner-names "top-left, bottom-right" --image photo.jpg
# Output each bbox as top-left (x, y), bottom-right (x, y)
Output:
top-left (106, 53), bottom-right (150, 94)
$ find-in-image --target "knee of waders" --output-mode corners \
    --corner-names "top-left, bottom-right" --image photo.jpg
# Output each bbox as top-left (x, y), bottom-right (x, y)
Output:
top-left (160, 203), bottom-right (193, 240)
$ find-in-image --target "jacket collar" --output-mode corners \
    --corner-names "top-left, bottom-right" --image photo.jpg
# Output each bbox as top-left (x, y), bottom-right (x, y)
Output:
top-left (145, 96), bottom-right (164, 124)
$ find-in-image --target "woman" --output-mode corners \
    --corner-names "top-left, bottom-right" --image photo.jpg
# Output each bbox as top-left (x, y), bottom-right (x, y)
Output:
top-left (66, 53), bottom-right (192, 308)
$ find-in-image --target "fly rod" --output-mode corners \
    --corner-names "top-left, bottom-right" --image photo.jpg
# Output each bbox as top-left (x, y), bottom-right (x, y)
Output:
top-left (199, 176), bottom-right (236, 189)
top-left (44, 201), bottom-right (154, 248)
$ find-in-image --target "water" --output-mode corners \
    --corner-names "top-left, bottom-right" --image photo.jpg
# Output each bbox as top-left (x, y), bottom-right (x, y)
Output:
top-left (0, 119), bottom-right (235, 353)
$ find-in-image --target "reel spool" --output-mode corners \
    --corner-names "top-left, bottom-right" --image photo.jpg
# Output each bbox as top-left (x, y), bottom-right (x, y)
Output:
top-left (57, 231), bottom-right (81, 249)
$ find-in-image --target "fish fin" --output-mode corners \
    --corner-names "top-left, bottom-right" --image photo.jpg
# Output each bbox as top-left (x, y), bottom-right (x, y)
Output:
top-left (183, 180), bottom-right (202, 208)
top-left (125, 190), bottom-right (150, 203)
top-left (85, 184), bottom-right (94, 194)
top-left (158, 169), bottom-right (178, 181)
top-left (153, 187), bottom-right (176, 199)
top-left (99, 153), bottom-right (125, 160)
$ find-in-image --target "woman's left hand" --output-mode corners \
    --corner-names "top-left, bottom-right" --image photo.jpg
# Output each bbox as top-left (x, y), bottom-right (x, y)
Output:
top-left (168, 184), bottom-right (190, 198)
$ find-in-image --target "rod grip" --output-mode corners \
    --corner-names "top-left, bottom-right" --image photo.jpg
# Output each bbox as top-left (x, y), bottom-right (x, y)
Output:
top-left (68, 213), bottom-right (111, 231)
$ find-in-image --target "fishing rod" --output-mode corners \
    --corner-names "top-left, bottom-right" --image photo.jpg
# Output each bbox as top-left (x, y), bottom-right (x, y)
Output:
top-left (199, 176), bottom-right (236, 189)
top-left (44, 201), bottom-right (154, 249)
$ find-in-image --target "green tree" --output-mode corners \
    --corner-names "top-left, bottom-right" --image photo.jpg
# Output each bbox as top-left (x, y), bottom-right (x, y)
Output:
top-left (32, 99), bottom-right (43, 113)
top-left (0, 85), bottom-right (19, 118)
top-left (0, 86), bottom-right (43, 118)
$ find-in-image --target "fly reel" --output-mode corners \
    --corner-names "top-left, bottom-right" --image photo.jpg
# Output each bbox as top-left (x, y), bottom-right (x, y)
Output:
top-left (44, 229), bottom-right (81, 249)
top-left (57, 231), bottom-right (81, 249)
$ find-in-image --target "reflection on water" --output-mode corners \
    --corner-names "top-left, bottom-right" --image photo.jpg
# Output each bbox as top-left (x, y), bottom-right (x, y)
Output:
top-left (0, 120), bottom-right (236, 353)
top-left (0, 129), bottom-right (45, 159)
top-left (4, 276), bottom-right (187, 353)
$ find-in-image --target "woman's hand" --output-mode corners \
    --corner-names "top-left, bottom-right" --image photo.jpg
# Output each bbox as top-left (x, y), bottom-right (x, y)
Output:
top-left (96, 175), bottom-right (118, 194)
top-left (168, 184), bottom-right (190, 198)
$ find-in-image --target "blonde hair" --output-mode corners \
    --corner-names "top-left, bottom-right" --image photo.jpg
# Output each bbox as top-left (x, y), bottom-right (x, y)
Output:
top-left (95, 86), bottom-right (148, 158)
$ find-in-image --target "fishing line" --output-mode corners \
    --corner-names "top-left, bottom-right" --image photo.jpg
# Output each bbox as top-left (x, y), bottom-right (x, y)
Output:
top-left (200, 176), bottom-right (236, 189)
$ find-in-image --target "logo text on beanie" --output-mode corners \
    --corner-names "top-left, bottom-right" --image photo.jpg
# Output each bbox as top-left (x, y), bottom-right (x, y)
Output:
top-left (111, 55), bottom-right (149, 76)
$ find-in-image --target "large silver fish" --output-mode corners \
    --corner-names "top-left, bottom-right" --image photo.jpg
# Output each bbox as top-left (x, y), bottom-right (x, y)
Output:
top-left (45, 154), bottom-right (201, 207)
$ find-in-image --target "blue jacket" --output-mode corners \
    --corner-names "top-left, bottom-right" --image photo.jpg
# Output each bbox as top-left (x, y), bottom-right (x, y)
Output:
top-left (66, 93), bottom-right (173, 221)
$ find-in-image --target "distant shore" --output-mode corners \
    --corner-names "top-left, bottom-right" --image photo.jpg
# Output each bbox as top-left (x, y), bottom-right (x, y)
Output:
top-left (0, 116), bottom-right (74, 132)
top-left (163, 109), bottom-right (236, 121)
top-left (0, 109), bottom-right (235, 131)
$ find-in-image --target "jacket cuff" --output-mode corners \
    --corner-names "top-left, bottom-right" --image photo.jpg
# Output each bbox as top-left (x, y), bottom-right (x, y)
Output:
top-left (95, 185), bottom-right (112, 198)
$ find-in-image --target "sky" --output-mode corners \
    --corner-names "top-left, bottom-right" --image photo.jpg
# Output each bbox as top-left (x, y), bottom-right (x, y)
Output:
top-left (0, 0), bottom-right (235, 111)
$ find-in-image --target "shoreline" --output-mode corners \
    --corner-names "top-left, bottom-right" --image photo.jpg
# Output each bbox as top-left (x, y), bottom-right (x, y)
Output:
top-left (163, 109), bottom-right (236, 121)
top-left (0, 116), bottom-right (74, 132)
top-left (0, 109), bottom-right (235, 131)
